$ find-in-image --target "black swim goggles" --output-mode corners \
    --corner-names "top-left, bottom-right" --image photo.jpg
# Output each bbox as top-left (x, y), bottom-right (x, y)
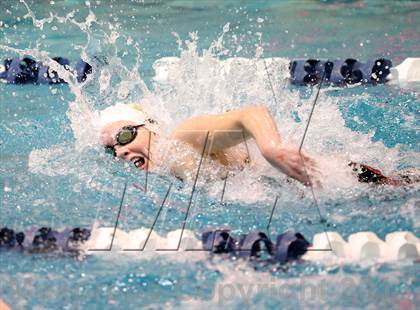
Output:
top-left (104, 124), bottom-right (145, 157)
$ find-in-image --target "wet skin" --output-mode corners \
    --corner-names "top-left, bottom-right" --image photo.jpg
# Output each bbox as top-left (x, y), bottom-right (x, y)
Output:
top-left (101, 106), bottom-right (319, 185)
top-left (101, 120), bottom-right (155, 171)
top-left (101, 106), bottom-right (419, 186)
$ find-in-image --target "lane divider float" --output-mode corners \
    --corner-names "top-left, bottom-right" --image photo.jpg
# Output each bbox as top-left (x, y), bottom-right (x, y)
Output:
top-left (1, 56), bottom-right (418, 86)
top-left (1, 226), bottom-right (418, 265)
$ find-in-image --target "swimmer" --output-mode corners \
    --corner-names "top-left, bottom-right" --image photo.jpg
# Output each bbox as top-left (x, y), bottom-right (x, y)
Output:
top-left (99, 104), bottom-right (417, 186)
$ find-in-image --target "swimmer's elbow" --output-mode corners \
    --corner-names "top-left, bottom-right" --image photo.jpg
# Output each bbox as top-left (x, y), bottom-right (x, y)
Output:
top-left (239, 105), bottom-right (280, 144)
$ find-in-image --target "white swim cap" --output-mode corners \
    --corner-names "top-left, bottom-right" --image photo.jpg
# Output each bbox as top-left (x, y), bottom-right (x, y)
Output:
top-left (98, 103), bottom-right (159, 133)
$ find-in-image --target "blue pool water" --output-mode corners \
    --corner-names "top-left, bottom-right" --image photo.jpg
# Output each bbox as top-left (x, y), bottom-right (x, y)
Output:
top-left (0, 0), bottom-right (419, 309)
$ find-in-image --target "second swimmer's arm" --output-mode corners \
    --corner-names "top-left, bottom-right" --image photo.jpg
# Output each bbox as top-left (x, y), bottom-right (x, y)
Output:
top-left (172, 106), bottom-right (317, 185)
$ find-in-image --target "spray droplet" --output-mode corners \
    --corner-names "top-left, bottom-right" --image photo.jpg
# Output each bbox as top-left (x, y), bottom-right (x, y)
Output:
top-left (99, 68), bottom-right (111, 94)
top-left (223, 22), bottom-right (230, 33)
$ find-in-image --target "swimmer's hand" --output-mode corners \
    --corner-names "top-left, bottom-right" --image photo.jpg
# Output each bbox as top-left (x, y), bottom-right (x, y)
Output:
top-left (264, 144), bottom-right (320, 186)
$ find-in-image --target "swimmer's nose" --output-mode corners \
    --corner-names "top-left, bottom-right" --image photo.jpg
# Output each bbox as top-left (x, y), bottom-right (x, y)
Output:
top-left (114, 146), bottom-right (131, 159)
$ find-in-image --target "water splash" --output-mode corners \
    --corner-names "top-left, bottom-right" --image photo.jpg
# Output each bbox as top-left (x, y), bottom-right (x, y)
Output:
top-left (2, 1), bottom-right (417, 204)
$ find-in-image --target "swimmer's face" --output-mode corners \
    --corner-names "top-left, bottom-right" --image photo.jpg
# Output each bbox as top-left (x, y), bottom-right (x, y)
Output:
top-left (101, 120), bottom-right (152, 170)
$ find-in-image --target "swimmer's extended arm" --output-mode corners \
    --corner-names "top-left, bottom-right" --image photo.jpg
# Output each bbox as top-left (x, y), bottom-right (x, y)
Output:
top-left (172, 106), bottom-right (317, 185)
top-left (172, 106), bottom-right (280, 150)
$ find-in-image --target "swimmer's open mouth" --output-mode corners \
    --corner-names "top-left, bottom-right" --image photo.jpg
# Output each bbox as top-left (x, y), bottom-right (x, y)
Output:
top-left (132, 157), bottom-right (146, 169)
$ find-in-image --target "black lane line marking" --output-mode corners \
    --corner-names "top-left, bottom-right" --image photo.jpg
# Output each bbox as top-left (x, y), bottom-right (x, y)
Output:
top-left (297, 67), bottom-right (332, 252)
top-left (298, 73), bottom-right (324, 153)
top-left (145, 130), bottom-right (152, 193)
top-left (266, 195), bottom-right (278, 233)
top-left (156, 131), bottom-right (210, 251)
top-left (123, 182), bottom-right (173, 251)
top-left (88, 180), bottom-right (128, 251)
top-left (220, 173), bottom-right (228, 203)
top-left (263, 58), bottom-right (279, 107)
top-left (241, 130), bottom-right (251, 163)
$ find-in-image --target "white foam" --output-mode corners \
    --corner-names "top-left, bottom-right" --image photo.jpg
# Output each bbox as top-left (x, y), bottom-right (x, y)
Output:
top-left (15, 15), bottom-right (416, 204)
top-left (150, 53), bottom-right (417, 200)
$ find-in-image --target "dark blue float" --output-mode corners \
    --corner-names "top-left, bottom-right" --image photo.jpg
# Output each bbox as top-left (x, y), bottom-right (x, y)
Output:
top-left (0, 57), bottom-right (92, 84)
top-left (201, 228), bottom-right (310, 263)
top-left (0, 226), bottom-right (90, 253)
top-left (1, 226), bottom-right (310, 264)
top-left (289, 58), bottom-right (392, 86)
top-left (1, 56), bottom-right (394, 87)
